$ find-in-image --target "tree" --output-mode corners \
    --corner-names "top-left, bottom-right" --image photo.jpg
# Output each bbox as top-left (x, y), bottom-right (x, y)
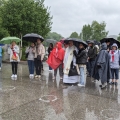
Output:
top-left (80, 21), bottom-right (108, 41)
top-left (80, 24), bottom-right (92, 40)
top-left (117, 33), bottom-right (120, 41)
top-left (70, 32), bottom-right (79, 38)
top-left (0, 0), bottom-right (52, 38)
top-left (45, 32), bottom-right (63, 41)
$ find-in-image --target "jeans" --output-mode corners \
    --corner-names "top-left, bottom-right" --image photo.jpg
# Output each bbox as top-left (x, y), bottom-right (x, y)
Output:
top-left (111, 68), bottom-right (119, 79)
top-left (34, 58), bottom-right (41, 75)
top-left (11, 62), bottom-right (18, 74)
top-left (49, 66), bottom-right (52, 70)
top-left (54, 64), bottom-right (63, 77)
top-left (27, 60), bottom-right (34, 74)
top-left (0, 56), bottom-right (2, 67)
top-left (88, 60), bottom-right (95, 76)
top-left (79, 66), bottom-right (86, 85)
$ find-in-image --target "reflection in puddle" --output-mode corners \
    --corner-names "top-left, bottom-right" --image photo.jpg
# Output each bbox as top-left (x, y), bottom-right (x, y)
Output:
top-left (0, 86), bottom-right (16, 92)
top-left (101, 109), bottom-right (120, 119)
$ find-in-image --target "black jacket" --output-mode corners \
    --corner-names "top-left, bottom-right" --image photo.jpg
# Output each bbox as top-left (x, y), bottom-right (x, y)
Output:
top-left (48, 47), bottom-right (53, 56)
top-left (88, 46), bottom-right (97, 61)
top-left (74, 48), bottom-right (87, 65)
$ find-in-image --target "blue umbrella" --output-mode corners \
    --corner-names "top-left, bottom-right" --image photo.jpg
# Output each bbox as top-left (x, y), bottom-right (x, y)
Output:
top-left (0, 44), bottom-right (5, 46)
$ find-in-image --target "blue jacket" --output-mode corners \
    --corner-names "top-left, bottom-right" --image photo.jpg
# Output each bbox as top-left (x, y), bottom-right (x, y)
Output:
top-left (0, 47), bottom-right (2, 57)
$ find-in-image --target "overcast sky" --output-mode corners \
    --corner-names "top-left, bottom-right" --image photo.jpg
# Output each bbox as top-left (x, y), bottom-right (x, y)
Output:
top-left (44, 0), bottom-right (120, 37)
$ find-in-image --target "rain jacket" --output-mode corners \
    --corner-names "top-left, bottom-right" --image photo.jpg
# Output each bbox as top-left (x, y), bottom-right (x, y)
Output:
top-left (47, 42), bottom-right (65, 70)
top-left (109, 43), bottom-right (120, 69)
top-left (92, 43), bottom-right (111, 84)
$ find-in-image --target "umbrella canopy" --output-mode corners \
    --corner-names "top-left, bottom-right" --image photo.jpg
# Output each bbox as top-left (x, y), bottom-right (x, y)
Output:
top-left (100, 38), bottom-right (120, 48)
top-left (64, 38), bottom-right (88, 48)
top-left (22, 33), bottom-right (44, 43)
top-left (0, 37), bottom-right (21, 44)
top-left (0, 44), bottom-right (5, 46)
top-left (46, 39), bottom-right (57, 44)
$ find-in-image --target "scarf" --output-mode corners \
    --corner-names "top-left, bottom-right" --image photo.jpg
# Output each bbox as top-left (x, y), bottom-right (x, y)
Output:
top-left (12, 46), bottom-right (17, 57)
top-left (111, 50), bottom-right (114, 62)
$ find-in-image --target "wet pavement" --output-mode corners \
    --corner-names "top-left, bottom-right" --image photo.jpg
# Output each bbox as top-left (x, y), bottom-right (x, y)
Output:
top-left (0, 62), bottom-right (120, 120)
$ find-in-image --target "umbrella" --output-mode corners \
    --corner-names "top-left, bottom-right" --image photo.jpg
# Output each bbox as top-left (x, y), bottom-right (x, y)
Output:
top-left (64, 38), bottom-right (88, 48)
top-left (0, 37), bottom-right (21, 44)
top-left (0, 44), bottom-right (5, 46)
top-left (46, 39), bottom-right (57, 44)
top-left (22, 33), bottom-right (44, 43)
top-left (100, 38), bottom-right (120, 48)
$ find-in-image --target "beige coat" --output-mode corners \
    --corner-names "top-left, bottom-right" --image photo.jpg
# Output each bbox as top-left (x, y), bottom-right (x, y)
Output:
top-left (33, 44), bottom-right (45, 61)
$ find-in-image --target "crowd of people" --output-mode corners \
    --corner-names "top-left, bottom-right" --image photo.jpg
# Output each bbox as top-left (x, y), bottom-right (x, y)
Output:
top-left (0, 38), bottom-right (120, 89)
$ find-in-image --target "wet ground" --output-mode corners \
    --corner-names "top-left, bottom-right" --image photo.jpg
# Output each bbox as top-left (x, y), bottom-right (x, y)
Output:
top-left (0, 62), bottom-right (120, 120)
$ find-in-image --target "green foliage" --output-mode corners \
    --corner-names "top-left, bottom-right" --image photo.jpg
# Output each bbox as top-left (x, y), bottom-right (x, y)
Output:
top-left (117, 33), bottom-right (120, 41)
top-left (21, 47), bottom-right (26, 61)
top-left (70, 32), bottom-right (79, 38)
top-left (45, 32), bottom-right (63, 41)
top-left (80, 21), bottom-right (108, 41)
top-left (0, 0), bottom-right (52, 38)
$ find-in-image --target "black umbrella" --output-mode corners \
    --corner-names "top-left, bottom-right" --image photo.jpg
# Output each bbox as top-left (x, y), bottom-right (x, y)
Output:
top-left (22, 33), bottom-right (44, 43)
top-left (64, 38), bottom-right (88, 48)
top-left (100, 38), bottom-right (120, 48)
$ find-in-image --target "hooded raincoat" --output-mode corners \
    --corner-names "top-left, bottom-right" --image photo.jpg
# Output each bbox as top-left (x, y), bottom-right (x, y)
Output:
top-left (47, 42), bottom-right (65, 70)
top-left (92, 43), bottom-right (111, 84)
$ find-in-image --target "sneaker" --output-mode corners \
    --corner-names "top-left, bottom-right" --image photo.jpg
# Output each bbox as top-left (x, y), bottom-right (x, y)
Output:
top-left (14, 75), bottom-right (17, 78)
top-left (11, 74), bottom-right (15, 78)
top-left (31, 74), bottom-right (34, 77)
top-left (109, 82), bottom-right (115, 85)
top-left (115, 82), bottom-right (118, 86)
top-left (35, 75), bottom-right (38, 78)
top-left (38, 75), bottom-right (41, 78)
top-left (78, 84), bottom-right (85, 87)
top-left (52, 77), bottom-right (56, 80)
top-left (0, 67), bottom-right (1, 70)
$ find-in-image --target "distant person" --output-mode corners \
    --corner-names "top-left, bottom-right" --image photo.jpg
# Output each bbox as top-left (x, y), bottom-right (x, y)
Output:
top-left (92, 43), bottom-right (111, 89)
top-left (74, 43), bottom-right (87, 87)
top-left (25, 42), bottom-right (35, 78)
top-left (48, 43), bottom-right (53, 72)
top-left (109, 43), bottom-right (120, 85)
top-left (34, 39), bottom-right (45, 78)
top-left (87, 41), bottom-right (97, 77)
top-left (106, 40), bottom-right (111, 52)
top-left (0, 46), bottom-right (2, 70)
top-left (8, 41), bottom-right (20, 78)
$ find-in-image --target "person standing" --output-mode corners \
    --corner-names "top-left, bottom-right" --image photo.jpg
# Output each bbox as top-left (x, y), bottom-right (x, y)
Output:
top-left (63, 40), bottom-right (79, 84)
top-left (92, 43), bottom-right (111, 89)
top-left (8, 41), bottom-right (20, 78)
top-left (25, 42), bottom-right (35, 78)
top-left (0, 47), bottom-right (2, 70)
top-left (74, 43), bottom-right (87, 87)
top-left (47, 42), bottom-right (65, 80)
top-left (109, 43), bottom-right (120, 85)
top-left (87, 41), bottom-right (97, 77)
top-left (48, 43), bottom-right (53, 72)
top-left (34, 39), bottom-right (45, 78)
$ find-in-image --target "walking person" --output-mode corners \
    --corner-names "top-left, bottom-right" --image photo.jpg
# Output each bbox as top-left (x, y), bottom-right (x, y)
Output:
top-left (48, 43), bottom-right (53, 72)
top-left (63, 40), bottom-right (79, 84)
top-left (87, 41), bottom-right (97, 77)
top-left (92, 43), bottom-right (111, 89)
top-left (8, 41), bottom-right (20, 78)
top-left (34, 39), bottom-right (45, 78)
top-left (74, 43), bottom-right (87, 87)
top-left (0, 47), bottom-right (2, 70)
top-left (109, 43), bottom-right (120, 85)
top-left (47, 42), bottom-right (65, 80)
top-left (25, 42), bottom-right (35, 78)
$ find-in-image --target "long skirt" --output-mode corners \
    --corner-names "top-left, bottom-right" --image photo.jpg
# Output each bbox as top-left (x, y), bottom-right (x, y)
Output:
top-left (63, 74), bottom-right (79, 83)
